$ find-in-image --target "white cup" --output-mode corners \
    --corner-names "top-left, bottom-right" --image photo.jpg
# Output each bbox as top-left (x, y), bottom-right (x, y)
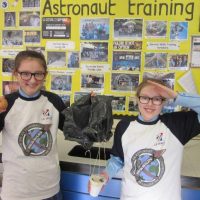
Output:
top-left (89, 174), bottom-right (106, 197)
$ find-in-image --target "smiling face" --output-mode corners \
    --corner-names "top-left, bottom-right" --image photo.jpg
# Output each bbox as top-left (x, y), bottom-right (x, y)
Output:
top-left (15, 58), bottom-right (46, 96)
top-left (137, 84), bottom-right (165, 121)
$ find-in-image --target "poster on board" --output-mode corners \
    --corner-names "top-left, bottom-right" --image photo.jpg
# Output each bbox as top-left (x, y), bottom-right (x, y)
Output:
top-left (190, 35), bottom-right (200, 68)
top-left (42, 17), bottom-right (71, 39)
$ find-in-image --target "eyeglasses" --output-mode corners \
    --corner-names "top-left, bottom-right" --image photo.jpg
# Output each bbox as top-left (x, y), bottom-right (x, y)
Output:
top-left (18, 71), bottom-right (46, 81)
top-left (138, 96), bottom-right (165, 106)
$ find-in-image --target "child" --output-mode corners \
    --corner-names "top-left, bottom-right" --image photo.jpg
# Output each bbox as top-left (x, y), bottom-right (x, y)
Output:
top-left (98, 79), bottom-right (200, 200)
top-left (0, 50), bottom-right (66, 200)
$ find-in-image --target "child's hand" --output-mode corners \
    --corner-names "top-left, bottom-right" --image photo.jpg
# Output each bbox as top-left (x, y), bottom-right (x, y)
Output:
top-left (148, 80), bottom-right (178, 100)
top-left (90, 91), bottom-right (96, 96)
top-left (0, 96), bottom-right (8, 113)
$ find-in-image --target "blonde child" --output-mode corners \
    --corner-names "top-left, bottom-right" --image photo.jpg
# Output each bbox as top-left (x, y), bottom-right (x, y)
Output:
top-left (95, 79), bottom-right (200, 200)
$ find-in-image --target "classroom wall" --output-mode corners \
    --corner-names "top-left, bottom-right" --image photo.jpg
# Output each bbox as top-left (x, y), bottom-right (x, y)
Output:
top-left (0, 0), bottom-right (200, 117)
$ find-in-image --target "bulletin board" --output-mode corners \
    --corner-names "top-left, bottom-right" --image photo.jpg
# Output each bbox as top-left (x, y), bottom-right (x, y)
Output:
top-left (0, 0), bottom-right (200, 116)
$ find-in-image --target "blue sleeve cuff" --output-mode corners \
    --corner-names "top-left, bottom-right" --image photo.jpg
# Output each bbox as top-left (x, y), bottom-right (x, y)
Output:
top-left (104, 155), bottom-right (124, 179)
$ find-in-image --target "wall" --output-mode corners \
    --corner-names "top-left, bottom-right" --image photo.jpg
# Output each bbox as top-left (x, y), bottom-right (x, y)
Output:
top-left (0, 0), bottom-right (200, 116)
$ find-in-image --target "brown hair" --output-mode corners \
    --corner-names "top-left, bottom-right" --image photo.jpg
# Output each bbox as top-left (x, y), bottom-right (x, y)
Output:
top-left (13, 50), bottom-right (47, 74)
top-left (136, 78), bottom-right (168, 97)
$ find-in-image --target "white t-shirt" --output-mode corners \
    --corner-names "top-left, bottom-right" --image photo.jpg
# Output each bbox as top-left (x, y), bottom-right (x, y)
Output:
top-left (0, 91), bottom-right (66, 200)
top-left (111, 111), bottom-right (200, 200)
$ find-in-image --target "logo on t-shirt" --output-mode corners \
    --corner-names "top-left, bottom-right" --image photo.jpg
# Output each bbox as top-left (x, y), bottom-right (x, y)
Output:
top-left (130, 148), bottom-right (165, 187)
top-left (154, 132), bottom-right (166, 146)
top-left (18, 123), bottom-right (53, 156)
top-left (41, 108), bottom-right (52, 124)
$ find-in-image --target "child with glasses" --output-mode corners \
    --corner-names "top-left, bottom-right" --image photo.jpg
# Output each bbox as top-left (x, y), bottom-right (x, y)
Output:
top-left (0, 50), bottom-right (65, 200)
top-left (97, 78), bottom-right (200, 200)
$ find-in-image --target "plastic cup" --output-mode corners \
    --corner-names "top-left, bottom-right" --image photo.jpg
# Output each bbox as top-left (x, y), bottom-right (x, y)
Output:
top-left (89, 174), bottom-right (106, 197)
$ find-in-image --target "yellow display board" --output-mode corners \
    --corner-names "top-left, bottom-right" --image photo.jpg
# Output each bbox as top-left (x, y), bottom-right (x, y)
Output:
top-left (0, 0), bottom-right (200, 115)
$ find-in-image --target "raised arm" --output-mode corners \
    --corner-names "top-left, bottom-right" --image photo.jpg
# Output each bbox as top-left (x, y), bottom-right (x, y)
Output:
top-left (147, 80), bottom-right (178, 100)
top-left (175, 93), bottom-right (200, 122)
top-left (148, 80), bottom-right (200, 121)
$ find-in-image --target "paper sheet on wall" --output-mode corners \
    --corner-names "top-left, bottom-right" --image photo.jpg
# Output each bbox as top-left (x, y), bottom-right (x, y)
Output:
top-left (177, 70), bottom-right (197, 94)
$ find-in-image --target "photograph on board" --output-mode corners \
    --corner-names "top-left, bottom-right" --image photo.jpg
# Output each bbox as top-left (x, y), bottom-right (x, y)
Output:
top-left (112, 51), bottom-right (141, 71)
top-left (22, 0), bottom-right (40, 8)
top-left (67, 51), bottom-right (80, 69)
top-left (4, 12), bottom-right (16, 27)
top-left (111, 73), bottom-right (139, 92)
top-left (169, 54), bottom-right (188, 70)
top-left (144, 53), bottom-right (167, 70)
top-left (2, 58), bottom-right (15, 74)
top-left (81, 42), bottom-right (108, 62)
top-left (42, 17), bottom-right (71, 39)
top-left (190, 35), bottom-right (200, 68)
top-left (145, 21), bottom-right (167, 38)
top-left (2, 30), bottom-right (23, 46)
top-left (19, 11), bottom-right (40, 27)
top-left (47, 52), bottom-right (66, 68)
top-left (114, 18), bottom-right (143, 39)
top-left (51, 74), bottom-right (72, 91)
top-left (113, 41), bottom-right (142, 50)
top-left (170, 21), bottom-right (188, 40)
top-left (128, 96), bottom-right (138, 112)
top-left (81, 73), bottom-right (104, 90)
top-left (80, 18), bottom-right (109, 40)
top-left (25, 31), bottom-right (40, 44)
top-left (111, 96), bottom-right (126, 112)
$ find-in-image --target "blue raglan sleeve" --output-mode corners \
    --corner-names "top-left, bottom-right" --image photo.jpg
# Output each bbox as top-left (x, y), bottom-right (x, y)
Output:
top-left (174, 92), bottom-right (200, 122)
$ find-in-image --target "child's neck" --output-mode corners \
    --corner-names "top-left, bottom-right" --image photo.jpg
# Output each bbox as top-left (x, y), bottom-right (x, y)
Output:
top-left (138, 114), bottom-right (158, 122)
top-left (19, 88), bottom-right (40, 98)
